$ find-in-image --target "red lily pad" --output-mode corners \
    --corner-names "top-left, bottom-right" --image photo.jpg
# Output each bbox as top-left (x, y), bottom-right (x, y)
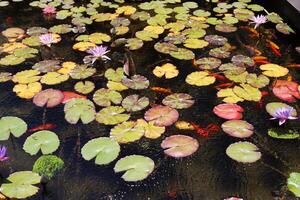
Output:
top-left (144, 105), bottom-right (179, 126)
top-left (213, 103), bottom-right (244, 120)
top-left (161, 135), bottom-right (199, 158)
top-left (272, 80), bottom-right (300, 103)
top-left (33, 89), bottom-right (64, 108)
top-left (221, 120), bottom-right (254, 138)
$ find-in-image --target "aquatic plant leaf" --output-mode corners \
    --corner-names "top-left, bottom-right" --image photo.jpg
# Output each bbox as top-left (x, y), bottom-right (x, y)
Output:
top-left (246, 74), bottom-right (269, 88)
top-left (135, 119), bottom-right (165, 139)
top-left (217, 88), bottom-right (244, 103)
top-left (206, 17), bottom-right (223, 25)
top-left (0, 116), bottom-right (27, 141)
top-left (247, 4), bottom-right (264, 11)
top-left (58, 62), bottom-right (77, 75)
top-left (221, 120), bottom-right (254, 138)
top-left (0, 72), bottom-right (12, 82)
top-left (204, 35), bottom-right (228, 46)
top-left (13, 82), bottom-right (42, 99)
top-left (223, 16), bottom-right (239, 24)
top-left (184, 39), bottom-right (209, 49)
top-left (110, 121), bottom-right (144, 143)
top-left (268, 128), bottom-right (299, 139)
top-left (272, 80), bottom-right (300, 102)
top-left (0, 55), bottom-right (25, 66)
top-left (0, 42), bottom-right (27, 54)
top-left (81, 137), bottom-right (120, 165)
top-left (12, 69), bottom-right (41, 84)
top-left (233, 8), bottom-right (254, 22)
top-left (64, 98), bottom-right (96, 124)
top-left (209, 46), bottom-right (231, 59)
top-left (231, 55), bottom-right (254, 67)
top-left (144, 105), bottom-right (179, 127)
top-left (225, 71), bottom-right (248, 83)
top-left (193, 9), bottom-right (211, 17)
top-left (32, 60), bottom-right (61, 73)
top-left (22, 36), bottom-right (41, 46)
top-left (164, 22), bottom-right (185, 32)
top-left (153, 63), bottom-right (179, 79)
top-left (216, 24), bottom-right (237, 33)
top-left (175, 121), bottom-right (194, 130)
top-left (13, 47), bottom-right (38, 59)
top-left (125, 38), bottom-right (144, 50)
top-left (112, 26), bottom-right (129, 35)
top-left (93, 88), bottom-right (122, 107)
top-left (73, 42), bottom-right (96, 51)
top-left (74, 81), bottom-right (95, 94)
top-left (170, 48), bottom-right (195, 60)
top-left (104, 67), bottom-right (124, 82)
top-left (260, 64), bottom-right (289, 77)
top-left (162, 93), bottom-right (194, 109)
top-left (40, 72), bottom-right (69, 85)
top-left (213, 103), bottom-right (244, 120)
top-left (32, 155), bottom-right (64, 180)
top-left (88, 33), bottom-right (111, 44)
top-left (0, 171), bottom-right (41, 199)
top-left (70, 65), bottom-right (96, 79)
top-left (183, 28), bottom-right (206, 39)
top-left (122, 75), bottom-right (149, 90)
top-left (1, 27), bottom-right (24, 40)
top-left (195, 57), bottom-right (221, 70)
top-left (154, 42), bottom-right (178, 54)
top-left (23, 130), bottom-right (60, 155)
top-left (33, 89), bottom-right (64, 108)
top-left (49, 24), bottom-right (72, 34)
top-left (114, 155), bottom-right (155, 182)
top-left (96, 106), bottom-right (130, 125)
top-left (288, 172), bottom-right (300, 197)
top-left (26, 27), bottom-right (48, 36)
top-left (136, 30), bottom-right (158, 41)
top-left (107, 81), bottom-right (128, 91)
top-left (186, 71), bottom-right (216, 86)
top-left (233, 84), bottom-right (262, 102)
top-left (265, 102), bottom-right (297, 118)
top-left (276, 23), bottom-right (295, 35)
top-left (122, 95), bottom-right (149, 112)
top-left (267, 12), bottom-right (283, 24)
top-left (116, 5), bottom-right (136, 15)
top-left (131, 11), bottom-right (151, 21)
top-left (161, 135), bottom-right (199, 158)
top-left (56, 10), bottom-right (73, 20)
top-left (226, 141), bottom-right (261, 163)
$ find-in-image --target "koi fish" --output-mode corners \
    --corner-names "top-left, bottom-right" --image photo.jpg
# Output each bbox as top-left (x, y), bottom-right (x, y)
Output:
top-left (209, 73), bottom-right (229, 82)
top-left (287, 64), bottom-right (300, 68)
top-left (62, 91), bottom-right (86, 103)
top-left (214, 82), bottom-right (234, 90)
top-left (252, 56), bottom-right (270, 65)
top-left (239, 26), bottom-right (259, 38)
top-left (287, 75), bottom-right (293, 81)
top-left (28, 123), bottom-right (56, 132)
top-left (190, 122), bottom-right (220, 137)
top-left (150, 87), bottom-right (172, 94)
top-left (267, 40), bottom-right (282, 57)
top-left (167, 190), bottom-right (178, 198)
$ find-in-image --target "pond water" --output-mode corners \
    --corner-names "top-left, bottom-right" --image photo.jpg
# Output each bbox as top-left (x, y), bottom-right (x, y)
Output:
top-left (0, 0), bottom-right (300, 199)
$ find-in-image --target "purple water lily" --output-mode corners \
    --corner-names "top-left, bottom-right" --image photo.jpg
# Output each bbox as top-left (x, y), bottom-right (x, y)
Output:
top-left (39, 33), bottom-right (60, 47)
top-left (0, 146), bottom-right (9, 162)
top-left (83, 45), bottom-right (110, 65)
top-left (249, 15), bottom-right (267, 29)
top-left (270, 107), bottom-right (298, 125)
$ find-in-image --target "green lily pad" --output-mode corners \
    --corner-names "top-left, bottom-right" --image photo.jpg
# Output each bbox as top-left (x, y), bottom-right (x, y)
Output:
top-left (49, 24), bottom-right (72, 34)
top-left (110, 121), bottom-right (145, 143)
top-left (122, 75), bottom-right (149, 90)
top-left (0, 116), bottom-right (27, 141)
top-left (125, 38), bottom-right (144, 50)
top-left (64, 98), bottom-right (96, 124)
top-left (246, 74), bottom-right (269, 88)
top-left (195, 57), bottom-right (222, 70)
top-left (81, 137), bottom-right (120, 165)
top-left (70, 64), bottom-right (96, 79)
top-left (0, 72), bottom-right (12, 82)
top-left (122, 95), bottom-right (149, 112)
top-left (267, 12), bottom-right (283, 24)
top-left (32, 60), bottom-right (61, 73)
top-left (288, 172), bottom-right (300, 197)
top-left (170, 48), bottom-right (195, 60)
top-left (0, 55), bottom-right (25, 66)
top-left (162, 93), bottom-right (194, 109)
top-left (221, 120), bottom-right (254, 138)
top-left (104, 67), bottom-right (124, 82)
top-left (96, 106), bottom-right (130, 125)
top-left (226, 141), bottom-right (261, 163)
top-left (114, 155), bottom-right (155, 182)
top-left (22, 36), bottom-right (41, 46)
top-left (154, 42), bottom-right (178, 54)
top-left (276, 23), bottom-right (295, 35)
top-left (74, 81), bottom-right (95, 94)
top-left (268, 128), bottom-right (300, 139)
top-left (0, 171), bottom-right (41, 199)
top-left (93, 88), bottom-right (122, 107)
top-left (23, 130), bottom-right (60, 155)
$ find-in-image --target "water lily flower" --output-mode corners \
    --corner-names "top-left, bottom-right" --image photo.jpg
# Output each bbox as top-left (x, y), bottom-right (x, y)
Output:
top-left (0, 146), bottom-right (9, 161)
top-left (270, 107), bottom-right (298, 125)
top-left (39, 33), bottom-right (61, 47)
top-left (224, 197), bottom-right (243, 200)
top-left (249, 15), bottom-right (267, 29)
top-left (83, 45), bottom-right (110, 64)
top-left (43, 6), bottom-right (56, 15)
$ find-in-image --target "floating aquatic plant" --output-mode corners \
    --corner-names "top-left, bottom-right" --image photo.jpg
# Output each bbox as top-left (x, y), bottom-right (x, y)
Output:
top-left (226, 141), bottom-right (261, 163)
top-left (33, 155), bottom-right (64, 180)
top-left (249, 14), bottom-right (267, 29)
top-left (39, 33), bottom-right (61, 47)
top-left (83, 45), bottom-right (110, 64)
top-left (43, 6), bottom-right (56, 15)
top-left (266, 103), bottom-right (298, 125)
top-left (0, 145), bottom-right (9, 161)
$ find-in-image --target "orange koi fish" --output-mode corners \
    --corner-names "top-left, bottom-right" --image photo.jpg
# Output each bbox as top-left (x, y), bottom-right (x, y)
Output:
top-left (287, 64), bottom-right (300, 68)
top-left (62, 91), bottom-right (86, 103)
top-left (150, 87), bottom-right (172, 94)
top-left (190, 122), bottom-right (220, 137)
top-left (267, 40), bottom-right (282, 57)
top-left (252, 56), bottom-right (270, 65)
top-left (209, 73), bottom-right (229, 82)
top-left (214, 82), bottom-right (234, 90)
top-left (287, 75), bottom-right (293, 81)
top-left (28, 123), bottom-right (56, 132)
top-left (239, 26), bottom-right (259, 38)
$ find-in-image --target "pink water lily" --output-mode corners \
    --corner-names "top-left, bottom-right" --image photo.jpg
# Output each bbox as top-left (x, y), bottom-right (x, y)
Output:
top-left (249, 15), bottom-right (267, 29)
top-left (39, 33), bottom-right (60, 47)
top-left (270, 107), bottom-right (298, 125)
top-left (43, 6), bottom-right (56, 15)
top-left (0, 145), bottom-right (9, 162)
top-left (83, 45), bottom-right (110, 65)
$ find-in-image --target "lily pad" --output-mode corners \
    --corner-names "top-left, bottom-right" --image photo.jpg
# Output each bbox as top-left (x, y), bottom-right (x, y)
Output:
top-left (162, 93), bottom-right (194, 109)
top-left (93, 88), bottom-right (122, 107)
top-left (260, 64), bottom-right (289, 77)
top-left (23, 130), bottom-right (60, 155)
top-left (213, 103), bottom-right (244, 120)
top-left (70, 64), bottom-right (96, 79)
top-left (195, 57), bottom-right (222, 70)
top-left (144, 105), bottom-right (179, 127)
top-left (122, 95), bottom-right (149, 112)
top-left (64, 98), bottom-right (96, 124)
top-left (0, 116), bottom-right (27, 141)
top-left (81, 137), bottom-right (120, 165)
top-left (122, 75), bottom-right (149, 90)
top-left (104, 68), bottom-right (124, 82)
top-left (287, 172), bottom-right (300, 197)
top-left (272, 80), bottom-right (300, 102)
top-left (114, 155), bottom-right (155, 182)
top-left (231, 55), bottom-right (254, 67)
top-left (186, 71), bottom-right (216, 86)
top-left (169, 48), bottom-right (195, 60)
top-left (153, 63), bottom-right (179, 79)
top-left (74, 81), bottom-right (95, 94)
top-left (226, 141), bottom-right (261, 163)
top-left (221, 120), bottom-right (254, 138)
top-left (96, 106), bottom-right (130, 125)
top-left (32, 60), bottom-right (61, 73)
top-left (110, 121), bottom-right (144, 143)
top-left (33, 89), bottom-right (64, 108)
top-left (233, 84), bottom-right (262, 102)
top-left (136, 119), bottom-right (165, 139)
top-left (266, 102), bottom-right (297, 119)
top-left (268, 128), bottom-right (300, 139)
top-left (161, 135), bottom-right (199, 158)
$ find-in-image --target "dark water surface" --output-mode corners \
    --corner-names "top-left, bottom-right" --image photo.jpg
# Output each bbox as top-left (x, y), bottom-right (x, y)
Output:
top-left (0, 0), bottom-right (300, 200)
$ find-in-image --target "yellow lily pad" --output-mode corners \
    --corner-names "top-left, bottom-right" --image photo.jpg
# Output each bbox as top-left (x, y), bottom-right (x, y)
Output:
top-left (185, 71), bottom-right (216, 86)
top-left (233, 83), bottom-right (262, 102)
top-left (116, 6), bottom-right (137, 15)
top-left (153, 63), bottom-right (179, 79)
top-left (184, 39), bottom-right (209, 49)
top-left (88, 33), bottom-right (111, 44)
top-left (13, 82), bottom-right (42, 99)
top-left (217, 88), bottom-right (244, 103)
top-left (260, 63), bottom-right (289, 77)
top-left (73, 42), bottom-right (96, 51)
top-left (74, 81), bottom-right (95, 94)
top-left (12, 70), bottom-right (41, 84)
top-left (57, 62), bottom-right (77, 75)
top-left (0, 42), bottom-right (27, 54)
top-left (136, 119), bottom-right (165, 139)
top-left (144, 25), bottom-right (164, 34)
top-left (40, 72), bottom-right (69, 85)
top-left (107, 81), bottom-right (128, 91)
